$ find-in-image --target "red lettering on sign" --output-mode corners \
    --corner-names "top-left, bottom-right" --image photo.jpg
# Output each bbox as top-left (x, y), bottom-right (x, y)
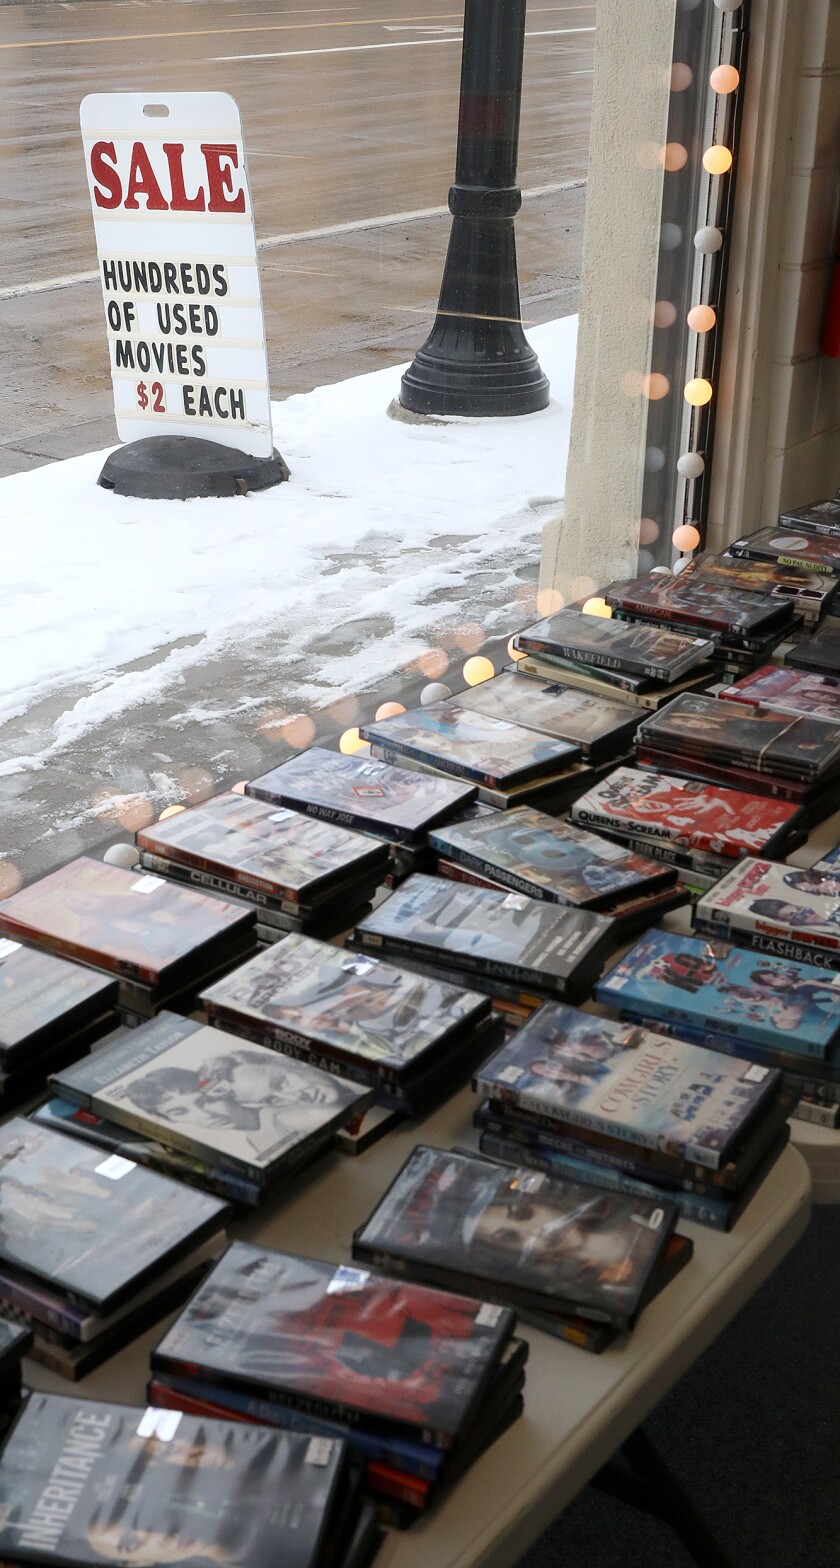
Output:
top-left (201, 143), bottom-right (246, 213)
top-left (162, 144), bottom-right (206, 213)
top-left (90, 141), bottom-right (122, 209)
top-left (124, 144), bottom-right (168, 211)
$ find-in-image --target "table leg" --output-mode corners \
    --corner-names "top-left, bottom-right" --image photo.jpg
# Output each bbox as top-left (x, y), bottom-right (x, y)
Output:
top-left (591, 1425), bottom-right (738, 1568)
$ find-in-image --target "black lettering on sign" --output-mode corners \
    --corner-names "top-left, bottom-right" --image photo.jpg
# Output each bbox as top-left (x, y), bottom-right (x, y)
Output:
top-left (182, 384), bottom-right (196, 416)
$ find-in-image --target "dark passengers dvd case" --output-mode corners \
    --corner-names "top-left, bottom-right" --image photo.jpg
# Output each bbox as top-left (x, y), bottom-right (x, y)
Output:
top-left (349, 874), bottom-right (614, 999)
top-left (359, 702), bottom-right (582, 790)
top-left (448, 671), bottom-right (642, 761)
top-left (151, 1241), bottom-right (515, 1450)
top-left (0, 857), bottom-right (256, 990)
top-left (246, 747), bottom-right (477, 844)
top-left (0, 1391), bottom-right (350, 1568)
top-left (428, 805), bottom-right (678, 909)
top-left (512, 607), bottom-right (714, 682)
top-left (352, 1145), bottom-right (677, 1331)
top-left (50, 1011), bottom-right (371, 1184)
top-left (0, 940), bottom-right (118, 1066)
top-left (0, 1117), bottom-right (229, 1314)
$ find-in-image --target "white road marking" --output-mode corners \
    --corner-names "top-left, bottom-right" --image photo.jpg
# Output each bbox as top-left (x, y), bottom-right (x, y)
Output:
top-left (213, 24), bottom-right (594, 60)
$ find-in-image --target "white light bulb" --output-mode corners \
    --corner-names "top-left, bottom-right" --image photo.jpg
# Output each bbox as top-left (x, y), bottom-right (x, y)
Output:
top-left (103, 843), bottom-right (140, 870)
top-left (660, 223), bottom-right (683, 251)
top-left (677, 452), bottom-right (705, 480)
top-left (645, 446), bottom-right (666, 473)
top-left (694, 226), bottom-right (723, 254)
top-left (420, 682), bottom-right (452, 705)
top-left (673, 555), bottom-right (693, 574)
top-left (714, 0), bottom-right (742, 11)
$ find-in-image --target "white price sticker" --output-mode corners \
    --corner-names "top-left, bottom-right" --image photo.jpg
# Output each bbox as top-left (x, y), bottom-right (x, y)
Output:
top-left (476, 1303), bottom-right (504, 1328)
top-left (0, 940), bottom-right (20, 959)
top-left (131, 874), bottom-right (164, 895)
top-left (327, 1266), bottom-right (370, 1295)
top-left (342, 955), bottom-right (377, 976)
top-left (502, 894), bottom-right (528, 911)
top-left (305, 1438), bottom-right (334, 1466)
top-left (744, 1065), bottom-right (769, 1082)
top-left (137, 1408), bottom-right (182, 1441)
top-left (96, 1155), bottom-right (137, 1181)
top-left (269, 810), bottom-right (295, 823)
top-left (497, 1065), bottom-right (522, 1085)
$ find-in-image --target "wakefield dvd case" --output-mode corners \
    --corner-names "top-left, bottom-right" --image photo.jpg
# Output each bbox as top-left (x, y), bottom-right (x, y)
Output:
top-left (246, 747), bottom-right (477, 844)
top-left (604, 570), bottom-right (793, 643)
top-left (0, 1392), bottom-right (349, 1568)
top-left (352, 1145), bottom-right (676, 1331)
top-left (359, 703), bottom-right (581, 790)
top-left (719, 665), bottom-right (840, 724)
top-left (636, 692), bottom-right (840, 782)
top-left (200, 933), bottom-right (490, 1088)
top-left (569, 767), bottom-right (803, 860)
top-left (0, 940), bottom-right (118, 1065)
top-left (0, 1117), bottom-right (229, 1312)
top-left (50, 1011), bottom-right (371, 1183)
top-left (0, 857), bottom-right (256, 989)
top-left (136, 791), bottom-right (388, 906)
top-left (728, 526), bottom-right (840, 577)
top-left (512, 607), bottom-right (714, 681)
top-left (449, 672), bottom-right (641, 760)
top-left (693, 857), bottom-right (840, 960)
top-left (152, 1241), bottom-right (514, 1448)
top-left (428, 805), bottom-right (677, 908)
top-left (349, 875), bottom-right (614, 998)
top-left (786, 615), bottom-right (840, 677)
top-left (473, 1002), bottom-right (779, 1170)
top-left (596, 929), bottom-right (840, 1059)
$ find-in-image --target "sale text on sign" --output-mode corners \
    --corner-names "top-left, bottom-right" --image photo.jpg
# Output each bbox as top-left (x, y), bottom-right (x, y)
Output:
top-left (80, 93), bottom-right (274, 459)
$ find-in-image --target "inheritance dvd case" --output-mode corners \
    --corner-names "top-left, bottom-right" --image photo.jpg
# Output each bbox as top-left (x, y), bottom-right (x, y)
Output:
top-left (246, 747), bottom-right (477, 844)
top-left (512, 607), bottom-right (714, 681)
top-left (200, 933), bottom-right (489, 1084)
top-left (448, 672), bottom-right (641, 760)
top-left (570, 767), bottom-right (802, 859)
top-left (359, 703), bottom-right (581, 790)
top-left (0, 1392), bottom-right (348, 1568)
top-left (604, 570), bottom-right (793, 642)
top-left (152, 1241), bottom-right (513, 1447)
top-left (473, 1003), bottom-right (779, 1170)
top-left (50, 1012), bottom-right (371, 1181)
top-left (728, 527), bottom-right (840, 577)
top-left (0, 940), bottom-right (118, 1064)
top-left (786, 616), bottom-right (840, 677)
top-left (0, 857), bottom-right (255, 989)
top-left (694, 857), bottom-right (840, 958)
top-left (719, 666), bottom-right (840, 724)
top-left (349, 874), bottom-right (614, 996)
top-left (596, 929), bottom-right (840, 1058)
top-left (353, 1145), bottom-right (676, 1330)
top-left (428, 805), bottom-right (676, 908)
top-left (636, 693), bottom-right (840, 782)
top-left (136, 791), bottom-right (388, 905)
top-left (0, 1118), bottom-right (228, 1312)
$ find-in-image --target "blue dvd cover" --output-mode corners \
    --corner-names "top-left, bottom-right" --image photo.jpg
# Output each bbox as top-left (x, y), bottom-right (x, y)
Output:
top-left (596, 929), bottom-right (840, 1058)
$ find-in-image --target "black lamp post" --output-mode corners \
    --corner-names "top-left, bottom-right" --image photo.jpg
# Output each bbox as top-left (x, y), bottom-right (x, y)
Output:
top-left (399, 0), bottom-right (549, 417)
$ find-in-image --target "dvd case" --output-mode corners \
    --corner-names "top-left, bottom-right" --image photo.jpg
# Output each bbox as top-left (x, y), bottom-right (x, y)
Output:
top-left (246, 747), bottom-right (477, 843)
top-left (0, 940), bottom-right (118, 1063)
top-left (449, 672), bottom-right (641, 759)
top-left (359, 703), bottom-right (581, 790)
top-left (693, 857), bottom-right (840, 958)
top-left (569, 767), bottom-right (802, 859)
top-left (604, 570), bottom-right (792, 642)
top-left (728, 527), bottom-right (840, 577)
top-left (636, 693), bottom-right (840, 782)
top-left (512, 608), bottom-right (714, 681)
top-left (778, 497), bottom-right (840, 536)
top-left (786, 616), bottom-right (840, 677)
top-left (719, 665), bottom-right (840, 724)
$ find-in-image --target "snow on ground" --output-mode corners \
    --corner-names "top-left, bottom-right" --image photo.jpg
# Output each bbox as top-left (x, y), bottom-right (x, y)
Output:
top-left (0, 315), bottom-right (576, 781)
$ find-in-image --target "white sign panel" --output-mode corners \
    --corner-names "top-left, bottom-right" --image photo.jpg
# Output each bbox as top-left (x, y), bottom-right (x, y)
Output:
top-left (80, 92), bottom-right (273, 459)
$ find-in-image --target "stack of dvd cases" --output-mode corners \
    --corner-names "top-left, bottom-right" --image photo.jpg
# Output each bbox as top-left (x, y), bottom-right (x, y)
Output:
top-left (245, 746), bottom-right (478, 886)
top-left (0, 1118), bottom-right (230, 1378)
top-left (652, 551), bottom-right (836, 627)
top-left (509, 605), bottom-right (716, 711)
top-left (0, 857), bottom-right (257, 1024)
top-left (135, 791), bottom-right (389, 942)
top-left (445, 670), bottom-right (642, 764)
top-left (0, 1392), bottom-right (380, 1568)
top-left (785, 613), bottom-right (840, 677)
top-left (727, 524), bottom-right (840, 580)
top-left (603, 567), bottom-right (797, 677)
top-left (470, 1003), bottom-right (793, 1235)
top-left (42, 1011), bottom-right (372, 1208)
top-left (596, 927), bottom-right (840, 1115)
top-left (0, 941), bottom-right (119, 1110)
top-left (148, 1242), bottom-right (525, 1527)
top-left (719, 664), bottom-right (840, 724)
top-left (198, 933), bottom-right (504, 1123)
top-left (0, 1319), bottom-right (32, 1437)
top-left (347, 873), bottom-right (616, 1020)
top-left (426, 805), bottom-right (689, 933)
top-left (569, 766), bottom-right (807, 894)
top-left (633, 692), bottom-right (840, 815)
top-left (352, 1145), bottom-right (690, 1354)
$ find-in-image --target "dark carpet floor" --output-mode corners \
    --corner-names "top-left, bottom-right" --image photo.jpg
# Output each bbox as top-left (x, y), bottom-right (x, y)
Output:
top-left (519, 1203), bottom-right (840, 1568)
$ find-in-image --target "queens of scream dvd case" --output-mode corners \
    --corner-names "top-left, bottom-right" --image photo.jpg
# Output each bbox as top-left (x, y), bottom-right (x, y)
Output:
top-left (428, 806), bottom-right (676, 908)
top-left (246, 747), bottom-right (477, 843)
top-left (473, 1003), bottom-right (779, 1169)
top-left (570, 767), bottom-right (802, 859)
top-left (359, 704), bottom-right (581, 790)
top-left (596, 929), bottom-right (840, 1058)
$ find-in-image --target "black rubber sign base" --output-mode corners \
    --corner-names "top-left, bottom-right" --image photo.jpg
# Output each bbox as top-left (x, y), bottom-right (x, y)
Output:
top-left (98, 436), bottom-right (290, 500)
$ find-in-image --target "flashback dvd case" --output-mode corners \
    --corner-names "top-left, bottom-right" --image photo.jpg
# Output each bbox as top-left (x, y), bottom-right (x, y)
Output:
top-left (152, 1241), bottom-right (514, 1447)
top-left (786, 616), bottom-right (840, 677)
top-left (428, 805), bottom-right (677, 908)
top-left (512, 607), bottom-right (714, 681)
top-left (349, 874), bottom-right (614, 996)
top-left (0, 940), bottom-right (118, 1063)
top-left (50, 1012), bottom-right (371, 1181)
top-left (596, 929), bottom-right (840, 1058)
top-left (604, 570), bottom-right (792, 642)
top-left (0, 857), bottom-right (255, 989)
top-left (246, 747), bottom-right (477, 844)
top-left (719, 665), bottom-right (840, 724)
top-left (0, 1392), bottom-right (348, 1568)
top-left (636, 693), bottom-right (840, 782)
top-left (569, 767), bottom-right (802, 859)
top-left (352, 1145), bottom-right (676, 1330)
top-left (359, 703), bottom-right (581, 790)
top-left (200, 932), bottom-right (490, 1085)
top-left (473, 1002), bottom-right (779, 1170)
top-left (694, 857), bottom-right (840, 958)
top-left (136, 791), bottom-right (388, 905)
top-left (728, 527), bottom-right (840, 577)
top-left (449, 672), bottom-right (641, 760)
top-left (0, 1117), bottom-right (228, 1312)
